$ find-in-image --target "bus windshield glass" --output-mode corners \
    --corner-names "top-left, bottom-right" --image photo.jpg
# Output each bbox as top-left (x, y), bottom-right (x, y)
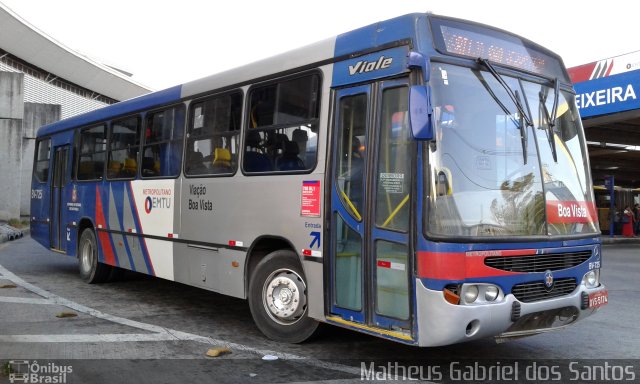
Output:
top-left (427, 63), bottom-right (599, 238)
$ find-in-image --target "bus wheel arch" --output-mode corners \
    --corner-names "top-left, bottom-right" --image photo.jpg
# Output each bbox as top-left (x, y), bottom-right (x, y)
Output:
top-left (77, 224), bottom-right (111, 284)
top-left (244, 236), bottom-right (300, 295)
top-left (247, 248), bottom-right (318, 343)
top-left (76, 217), bottom-right (95, 258)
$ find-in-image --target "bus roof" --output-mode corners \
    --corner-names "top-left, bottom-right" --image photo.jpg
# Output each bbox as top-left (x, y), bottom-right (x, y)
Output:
top-left (37, 13), bottom-right (564, 138)
top-left (36, 13), bottom-right (426, 138)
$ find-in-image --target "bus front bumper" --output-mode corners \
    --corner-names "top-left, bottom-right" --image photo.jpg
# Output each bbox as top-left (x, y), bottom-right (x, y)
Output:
top-left (415, 279), bottom-right (607, 347)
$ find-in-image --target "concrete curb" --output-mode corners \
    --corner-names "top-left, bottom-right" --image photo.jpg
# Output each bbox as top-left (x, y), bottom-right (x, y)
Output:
top-left (600, 235), bottom-right (640, 245)
top-left (0, 224), bottom-right (26, 243)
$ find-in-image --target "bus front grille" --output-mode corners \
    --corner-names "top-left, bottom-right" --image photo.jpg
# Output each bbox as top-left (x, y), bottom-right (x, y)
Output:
top-left (485, 251), bottom-right (591, 273)
top-left (511, 278), bottom-right (577, 303)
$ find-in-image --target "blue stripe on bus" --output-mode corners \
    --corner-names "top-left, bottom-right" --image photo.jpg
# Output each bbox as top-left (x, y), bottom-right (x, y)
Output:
top-left (331, 46), bottom-right (410, 88)
top-left (416, 237), bottom-right (599, 254)
top-left (38, 85), bottom-right (182, 137)
top-left (334, 13), bottom-right (421, 57)
top-left (331, 14), bottom-right (422, 89)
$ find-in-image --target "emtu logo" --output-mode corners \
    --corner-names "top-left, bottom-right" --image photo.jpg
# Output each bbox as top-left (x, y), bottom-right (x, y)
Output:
top-left (145, 196), bottom-right (153, 214)
top-left (141, 188), bottom-right (172, 214)
top-left (143, 195), bottom-right (171, 214)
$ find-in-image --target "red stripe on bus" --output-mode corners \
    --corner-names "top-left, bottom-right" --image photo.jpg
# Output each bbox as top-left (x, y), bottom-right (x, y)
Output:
top-left (95, 186), bottom-right (116, 266)
top-left (416, 251), bottom-right (524, 280)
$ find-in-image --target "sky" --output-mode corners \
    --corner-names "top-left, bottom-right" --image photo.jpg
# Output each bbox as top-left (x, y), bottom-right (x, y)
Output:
top-left (1, 0), bottom-right (637, 90)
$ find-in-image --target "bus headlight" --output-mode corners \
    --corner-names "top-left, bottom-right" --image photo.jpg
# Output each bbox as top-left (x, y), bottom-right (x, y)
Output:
top-left (460, 284), bottom-right (502, 305)
top-left (484, 285), bottom-right (499, 301)
top-left (583, 270), bottom-right (600, 288)
top-left (463, 285), bottom-right (479, 304)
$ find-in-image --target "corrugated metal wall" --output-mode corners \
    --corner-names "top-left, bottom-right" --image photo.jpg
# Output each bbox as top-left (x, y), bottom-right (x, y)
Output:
top-left (0, 61), bottom-right (110, 119)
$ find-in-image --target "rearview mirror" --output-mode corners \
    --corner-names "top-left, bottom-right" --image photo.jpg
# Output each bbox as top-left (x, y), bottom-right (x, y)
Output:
top-left (409, 85), bottom-right (433, 140)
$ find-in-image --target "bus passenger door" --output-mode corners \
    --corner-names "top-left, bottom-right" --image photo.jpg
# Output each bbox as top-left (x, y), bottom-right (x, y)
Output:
top-left (330, 85), bottom-right (369, 324)
top-left (329, 79), bottom-right (413, 336)
top-left (50, 146), bottom-right (70, 251)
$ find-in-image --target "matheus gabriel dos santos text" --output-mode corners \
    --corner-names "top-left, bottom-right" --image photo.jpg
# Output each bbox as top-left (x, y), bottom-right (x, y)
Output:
top-left (360, 361), bottom-right (637, 382)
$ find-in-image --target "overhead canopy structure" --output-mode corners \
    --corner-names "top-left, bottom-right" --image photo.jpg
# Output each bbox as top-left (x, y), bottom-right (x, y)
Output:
top-left (569, 51), bottom-right (640, 189)
top-left (0, 2), bottom-right (152, 101)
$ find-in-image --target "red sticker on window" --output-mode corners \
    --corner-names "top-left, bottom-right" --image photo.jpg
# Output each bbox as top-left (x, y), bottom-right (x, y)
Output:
top-left (546, 200), bottom-right (597, 224)
top-left (301, 181), bottom-right (321, 217)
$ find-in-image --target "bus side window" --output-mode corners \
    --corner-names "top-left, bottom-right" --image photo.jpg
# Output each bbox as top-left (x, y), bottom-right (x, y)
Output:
top-left (34, 138), bottom-right (51, 183)
top-left (107, 116), bottom-right (140, 180)
top-left (243, 73), bottom-right (320, 174)
top-left (142, 105), bottom-right (185, 178)
top-left (77, 125), bottom-right (106, 181)
top-left (185, 92), bottom-right (241, 176)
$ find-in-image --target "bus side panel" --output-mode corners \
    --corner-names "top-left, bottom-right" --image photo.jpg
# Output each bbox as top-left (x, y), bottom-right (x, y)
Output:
top-left (176, 174), bottom-right (325, 299)
top-left (173, 242), bottom-right (246, 298)
top-left (175, 65), bottom-right (332, 314)
top-left (31, 132), bottom-right (75, 251)
top-left (106, 182), bottom-right (133, 271)
top-left (74, 182), bottom-right (123, 268)
top-left (128, 179), bottom-right (179, 280)
top-left (30, 174), bottom-right (51, 248)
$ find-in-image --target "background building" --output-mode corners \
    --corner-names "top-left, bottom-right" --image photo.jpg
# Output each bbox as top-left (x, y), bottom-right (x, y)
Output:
top-left (0, 2), bottom-right (152, 220)
top-left (569, 51), bottom-right (640, 233)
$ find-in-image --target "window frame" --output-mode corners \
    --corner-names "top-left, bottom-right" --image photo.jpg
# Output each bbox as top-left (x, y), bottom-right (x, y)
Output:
top-left (33, 137), bottom-right (52, 183)
top-left (106, 115), bottom-right (142, 181)
top-left (184, 90), bottom-right (243, 178)
top-left (140, 103), bottom-right (186, 180)
top-left (76, 124), bottom-right (107, 182)
top-left (242, 71), bottom-right (322, 176)
top-left (372, 83), bottom-right (413, 234)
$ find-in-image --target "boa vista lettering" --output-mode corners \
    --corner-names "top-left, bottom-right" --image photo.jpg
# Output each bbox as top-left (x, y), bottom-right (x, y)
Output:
top-left (546, 200), bottom-right (595, 223)
top-left (557, 203), bottom-right (587, 218)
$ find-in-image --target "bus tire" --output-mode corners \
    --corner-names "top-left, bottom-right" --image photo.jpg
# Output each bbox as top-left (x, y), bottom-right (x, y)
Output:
top-left (78, 229), bottom-right (111, 284)
top-left (248, 250), bottom-right (318, 343)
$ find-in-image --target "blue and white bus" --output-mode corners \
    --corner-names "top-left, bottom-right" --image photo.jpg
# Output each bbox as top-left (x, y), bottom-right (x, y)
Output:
top-left (30, 13), bottom-right (607, 346)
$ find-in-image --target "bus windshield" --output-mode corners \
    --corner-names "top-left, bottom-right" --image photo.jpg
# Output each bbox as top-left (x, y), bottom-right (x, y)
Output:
top-left (427, 63), bottom-right (599, 238)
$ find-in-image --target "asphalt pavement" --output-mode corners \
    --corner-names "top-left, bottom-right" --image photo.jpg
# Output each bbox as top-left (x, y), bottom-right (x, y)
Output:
top-left (0, 237), bottom-right (638, 383)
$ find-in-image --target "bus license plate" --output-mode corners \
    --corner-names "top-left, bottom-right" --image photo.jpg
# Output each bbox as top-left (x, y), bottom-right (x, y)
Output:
top-left (588, 290), bottom-right (608, 309)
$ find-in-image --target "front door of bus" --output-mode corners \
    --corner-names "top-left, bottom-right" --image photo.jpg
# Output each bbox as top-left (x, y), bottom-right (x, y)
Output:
top-left (50, 146), bottom-right (69, 251)
top-left (329, 79), bottom-right (414, 335)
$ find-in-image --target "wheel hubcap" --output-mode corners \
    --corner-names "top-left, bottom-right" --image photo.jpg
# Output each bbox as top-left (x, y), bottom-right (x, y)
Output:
top-left (263, 269), bottom-right (307, 325)
top-left (80, 238), bottom-right (93, 273)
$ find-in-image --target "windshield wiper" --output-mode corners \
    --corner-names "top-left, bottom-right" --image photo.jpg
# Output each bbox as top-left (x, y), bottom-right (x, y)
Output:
top-left (477, 58), bottom-right (534, 164)
top-left (539, 78), bottom-right (560, 162)
top-left (473, 69), bottom-right (528, 162)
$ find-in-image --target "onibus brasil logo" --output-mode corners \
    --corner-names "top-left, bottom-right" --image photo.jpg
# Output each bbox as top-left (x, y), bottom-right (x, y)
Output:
top-left (6, 360), bottom-right (72, 383)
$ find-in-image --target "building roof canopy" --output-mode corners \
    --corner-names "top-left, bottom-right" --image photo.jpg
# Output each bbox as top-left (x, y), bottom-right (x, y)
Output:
top-left (0, 2), bottom-right (152, 101)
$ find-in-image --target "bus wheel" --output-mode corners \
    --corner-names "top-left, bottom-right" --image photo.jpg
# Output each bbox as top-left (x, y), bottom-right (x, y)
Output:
top-left (248, 250), bottom-right (318, 343)
top-left (78, 229), bottom-right (111, 284)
